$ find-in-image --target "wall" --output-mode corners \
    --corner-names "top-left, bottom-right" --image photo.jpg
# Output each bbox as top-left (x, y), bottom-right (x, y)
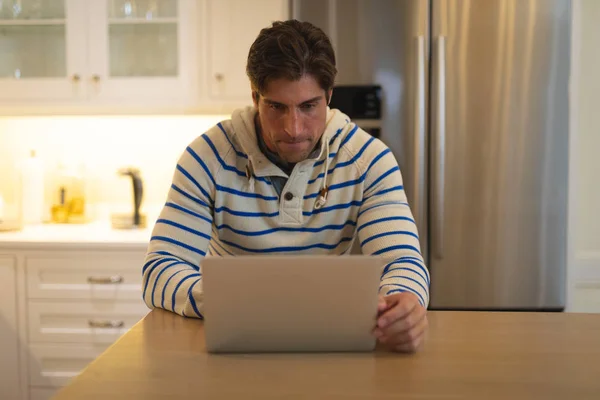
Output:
top-left (567, 0), bottom-right (600, 312)
top-left (0, 114), bottom-right (228, 222)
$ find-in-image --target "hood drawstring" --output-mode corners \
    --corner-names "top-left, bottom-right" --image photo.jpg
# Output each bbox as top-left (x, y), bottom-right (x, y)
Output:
top-left (313, 139), bottom-right (330, 210)
top-left (245, 161), bottom-right (255, 192)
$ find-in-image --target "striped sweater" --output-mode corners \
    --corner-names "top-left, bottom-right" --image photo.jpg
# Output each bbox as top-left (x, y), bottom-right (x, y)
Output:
top-left (142, 106), bottom-right (430, 318)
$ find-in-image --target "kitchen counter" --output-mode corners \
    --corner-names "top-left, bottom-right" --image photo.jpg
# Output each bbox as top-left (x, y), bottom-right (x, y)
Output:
top-left (52, 309), bottom-right (600, 400)
top-left (0, 221), bottom-right (153, 250)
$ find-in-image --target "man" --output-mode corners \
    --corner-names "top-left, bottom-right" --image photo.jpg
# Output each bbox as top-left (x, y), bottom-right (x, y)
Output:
top-left (142, 20), bottom-right (430, 353)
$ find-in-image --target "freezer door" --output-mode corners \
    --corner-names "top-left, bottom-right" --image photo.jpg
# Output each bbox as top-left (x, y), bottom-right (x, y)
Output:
top-left (292, 0), bottom-right (431, 255)
top-left (429, 0), bottom-right (570, 309)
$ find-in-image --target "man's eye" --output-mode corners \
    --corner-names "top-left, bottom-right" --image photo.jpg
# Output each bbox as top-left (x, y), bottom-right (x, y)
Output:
top-left (301, 103), bottom-right (316, 110)
top-left (269, 104), bottom-right (284, 111)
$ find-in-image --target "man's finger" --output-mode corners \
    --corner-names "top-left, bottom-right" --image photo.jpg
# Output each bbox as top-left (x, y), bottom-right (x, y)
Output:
top-left (377, 295), bottom-right (388, 313)
top-left (377, 294), bottom-right (419, 328)
top-left (380, 313), bottom-right (428, 346)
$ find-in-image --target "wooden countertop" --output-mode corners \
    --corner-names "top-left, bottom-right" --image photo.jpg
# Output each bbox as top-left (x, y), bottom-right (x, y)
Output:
top-left (52, 309), bottom-right (600, 400)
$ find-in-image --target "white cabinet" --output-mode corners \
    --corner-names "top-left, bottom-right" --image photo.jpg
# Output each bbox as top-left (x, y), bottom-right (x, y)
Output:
top-left (26, 253), bottom-right (145, 300)
top-left (0, 0), bottom-right (290, 114)
top-left (86, 0), bottom-right (198, 109)
top-left (23, 249), bottom-right (150, 397)
top-left (0, 0), bottom-right (87, 102)
top-left (0, 245), bottom-right (150, 399)
top-left (0, 256), bottom-right (21, 400)
top-left (28, 343), bottom-right (109, 388)
top-left (0, 0), bottom-right (199, 112)
top-left (205, 0), bottom-right (289, 107)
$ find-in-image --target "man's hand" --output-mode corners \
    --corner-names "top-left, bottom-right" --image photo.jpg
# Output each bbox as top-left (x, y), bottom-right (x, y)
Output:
top-left (373, 292), bottom-right (428, 353)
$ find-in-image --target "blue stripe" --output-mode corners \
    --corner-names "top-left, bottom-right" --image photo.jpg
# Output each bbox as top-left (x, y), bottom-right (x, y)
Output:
top-left (151, 236), bottom-right (206, 256)
top-left (143, 258), bottom-right (181, 297)
top-left (202, 135), bottom-right (249, 178)
top-left (363, 185), bottom-right (405, 202)
top-left (313, 152), bottom-right (336, 167)
top-left (328, 127), bottom-right (344, 146)
top-left (208, 243), bottom-right (222, 256)
top-left (171, 274), bottom-right (200, 313)
top-left (176, 165), bottom-right (214, 205)
top-left (211, 238), bottom-right (234, 255)
top-left (383, 267), bottom-right (429, 286)
top-left (357, 216), bottom-right (416, 233)
top-left (171, 184), bottom-right (212, 208)
top-left (373, 244), bottom-right (422, 256)
top-left (358, 201), bottom-right (409, 219)
top-left (156, 219), bottom-right (212, 241)
top-left (210, 228), bottom-right (235, 255)
top-left (384, 285), bottom-right (426, 307)
top-left (215, 206), bottom-right (279, 218)
top-left (304, 175), bottom-right (366, 199)
top-left (191, 140), bottom-right (277, 199)
top-left (185, 147), bottom-right (216, 186)
top-left (390, 276), bottom-right (429, 294)
top-left (216, 219), bottom-right (357, 237)
top-left (365, 148), bottom-right (391, 174)
top-left (214, 127), bottom-right (273, 185)
top-left (220, 236), bottom-right (354, 253)
top-left (217, 122), bottom-right (247, 159)
top-left (337, 124), bottom-right (358, 150)
top-left (302, 200), bottom-right (362, 216)
top-left (161, 269), bottom-right (187, 309)
top-left (165, 202), bottom-right (212, 224)
top-left (150, 260), bottom-right (186, 307)
top-left (217, 185), bottom-right (278, 200)
top-left (360, 230), bottom-right (419, 247)
top-left (187, 280), bottom-right (204, 319)
top-left (308, 136), bottom-right (375, 184)
top-left (384, 258), bottom-right (430, 284)
top-left (143, 256), bottom-right (179, 275)
top-left (365, 165), bottom-right (400, 193)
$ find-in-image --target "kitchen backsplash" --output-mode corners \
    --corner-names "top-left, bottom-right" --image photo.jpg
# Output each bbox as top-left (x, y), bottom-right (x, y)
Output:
top-left (0, 114), bottom-right (229, 223)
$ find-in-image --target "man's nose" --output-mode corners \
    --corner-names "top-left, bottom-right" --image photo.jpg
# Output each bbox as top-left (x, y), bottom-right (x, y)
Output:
top-left (283, 109), bottom-right (302, 138)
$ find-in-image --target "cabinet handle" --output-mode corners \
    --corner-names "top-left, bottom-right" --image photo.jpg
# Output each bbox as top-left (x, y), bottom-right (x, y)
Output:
top-left (92, 74), bottom-right (101, 82)
top-left (215, 73), bottom-right (224, 81)
top-left (88, 320), bottom-right (125, 329)
top-left (87, 275), bottom-right (124, 284)
top-left (72, 74), bottom-right (81, 82)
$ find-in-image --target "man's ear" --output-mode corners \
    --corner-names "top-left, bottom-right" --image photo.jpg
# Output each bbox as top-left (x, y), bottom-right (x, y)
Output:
top-left (327, 88), bottom-right (333, 106)
top-left (252, 91), bottom-right (259, 108)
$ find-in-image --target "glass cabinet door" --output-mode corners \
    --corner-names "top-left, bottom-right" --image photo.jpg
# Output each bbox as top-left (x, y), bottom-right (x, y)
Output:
top-left (88, 0), bottom-right (197, 109)
top-left (0, 0), bottom-right (88, 102)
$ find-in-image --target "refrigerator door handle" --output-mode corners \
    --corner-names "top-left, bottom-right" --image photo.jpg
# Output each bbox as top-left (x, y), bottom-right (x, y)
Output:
top-left (413, 35), bottom-right (426, 237)
top-left (433, 36), bottom-right (446, 259)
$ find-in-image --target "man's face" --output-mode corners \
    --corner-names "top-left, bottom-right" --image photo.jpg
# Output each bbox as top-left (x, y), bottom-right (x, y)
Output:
top-left (254, 74), bottom-right (332, 164)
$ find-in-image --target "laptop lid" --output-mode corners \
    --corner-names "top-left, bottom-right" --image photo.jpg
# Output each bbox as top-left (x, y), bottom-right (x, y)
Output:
top-left (202, 255), bottom-right (384, 353)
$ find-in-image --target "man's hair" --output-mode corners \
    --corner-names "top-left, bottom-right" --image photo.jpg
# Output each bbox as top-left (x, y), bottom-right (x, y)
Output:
top-left (246, 19), bottom-right (337, 100)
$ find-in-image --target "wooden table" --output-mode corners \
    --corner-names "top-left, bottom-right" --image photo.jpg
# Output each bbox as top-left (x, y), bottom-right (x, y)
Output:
top-left (52, 309), bottom-right (600, 399)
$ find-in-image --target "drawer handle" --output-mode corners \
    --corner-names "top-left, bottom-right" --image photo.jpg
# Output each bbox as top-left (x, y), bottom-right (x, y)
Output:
top-left (87, 275), bottom-right (124, 284)
top-left (88, 320), bottom-right (125, 329)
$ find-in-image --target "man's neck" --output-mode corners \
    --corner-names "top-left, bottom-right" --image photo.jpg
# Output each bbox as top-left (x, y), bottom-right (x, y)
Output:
top-left (254, 115), bottom-right (296, 176)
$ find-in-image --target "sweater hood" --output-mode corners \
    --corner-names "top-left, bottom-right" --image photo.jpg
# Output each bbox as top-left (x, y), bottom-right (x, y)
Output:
top-left (230, 105), bottom-right (353, 209)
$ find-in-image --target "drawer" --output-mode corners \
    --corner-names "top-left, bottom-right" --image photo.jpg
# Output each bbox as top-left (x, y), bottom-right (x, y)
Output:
top-left (28, 343), bottom-right (108, 388)
top-left (26, 253), bottom-right (145, 300)
top-left (29, 387), bottom-right (58, 400)
top-left (29, 300), bottom-right (149, 344)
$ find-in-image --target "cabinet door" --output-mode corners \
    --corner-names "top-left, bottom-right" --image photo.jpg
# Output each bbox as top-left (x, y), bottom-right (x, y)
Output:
top-left (206, 0), bottom-right (289, 104)
top-left (0, 0), bottom-right (88, 103)
top-left (0, 256), bottom-right (20, 400)
top-left (87, 0), bottom-right (199, 111)
top-left (28, 300), bottom-right (149, 344)
top-left (28, 343), bottom-right (108, 388)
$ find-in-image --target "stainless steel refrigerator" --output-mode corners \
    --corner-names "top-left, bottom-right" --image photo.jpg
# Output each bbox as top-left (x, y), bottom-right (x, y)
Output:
top-left (292, 0), bottom-right (571, 311)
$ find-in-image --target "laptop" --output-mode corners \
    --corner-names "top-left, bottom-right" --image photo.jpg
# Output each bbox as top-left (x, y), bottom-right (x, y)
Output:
top-left (201, 255), bottom-right (385, 353)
